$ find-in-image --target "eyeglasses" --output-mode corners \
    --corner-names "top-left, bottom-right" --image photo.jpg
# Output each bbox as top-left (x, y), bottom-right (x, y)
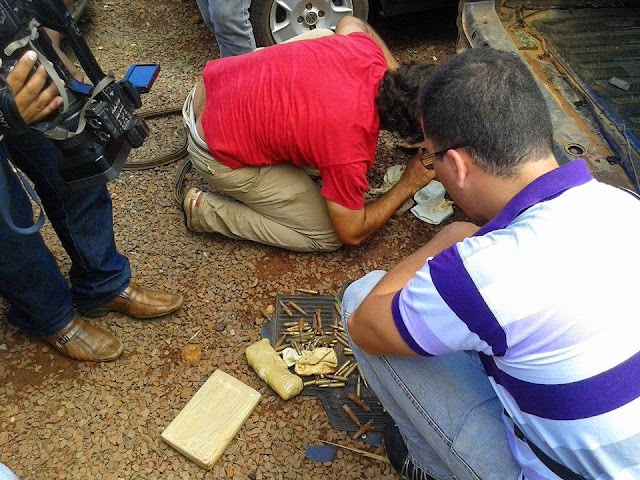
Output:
top-left (418, 145), bottom-right (468, 170)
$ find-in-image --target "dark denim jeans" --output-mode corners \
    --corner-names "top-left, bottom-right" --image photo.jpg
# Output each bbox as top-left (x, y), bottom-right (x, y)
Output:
top-left (0, 132), bottom-right (130, 336)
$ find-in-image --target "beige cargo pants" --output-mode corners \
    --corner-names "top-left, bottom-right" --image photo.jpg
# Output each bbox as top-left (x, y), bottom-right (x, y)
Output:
top-left (182, 83), bottom-right (342, 253)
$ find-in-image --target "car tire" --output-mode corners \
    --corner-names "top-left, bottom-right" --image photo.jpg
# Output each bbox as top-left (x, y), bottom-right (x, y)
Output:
top-left (251, 0), bottom-right (369, 46)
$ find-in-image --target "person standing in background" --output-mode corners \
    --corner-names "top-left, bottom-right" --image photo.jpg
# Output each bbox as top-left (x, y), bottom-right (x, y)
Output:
top-left (195, 0), bottom-right (255, 57)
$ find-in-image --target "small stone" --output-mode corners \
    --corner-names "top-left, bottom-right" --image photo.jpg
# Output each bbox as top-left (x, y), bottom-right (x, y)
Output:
top-left (214, 321), bottom-right (228, 332)
top-left (180, 344), bottom-right (201, 366)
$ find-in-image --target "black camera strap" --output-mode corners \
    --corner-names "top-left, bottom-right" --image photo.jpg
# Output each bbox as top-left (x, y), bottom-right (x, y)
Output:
top-left (0, 143), bottom-right (45, 235)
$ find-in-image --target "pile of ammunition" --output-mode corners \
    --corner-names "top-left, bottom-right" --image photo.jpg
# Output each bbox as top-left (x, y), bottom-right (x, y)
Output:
top-left (272, 299), bottom-right (376, 439)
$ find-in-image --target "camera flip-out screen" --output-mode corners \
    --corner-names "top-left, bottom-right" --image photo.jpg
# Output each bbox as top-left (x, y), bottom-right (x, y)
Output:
top-left (124, 63), bottom-right (160, 94)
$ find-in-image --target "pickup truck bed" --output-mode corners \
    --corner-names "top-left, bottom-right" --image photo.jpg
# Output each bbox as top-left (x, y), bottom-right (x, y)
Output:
top-left (461, 1), bottom-right (639, 191)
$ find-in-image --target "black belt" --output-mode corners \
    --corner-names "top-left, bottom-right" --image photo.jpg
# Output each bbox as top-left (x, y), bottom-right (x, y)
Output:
top-left (508, 413), bottom-right (587, 480)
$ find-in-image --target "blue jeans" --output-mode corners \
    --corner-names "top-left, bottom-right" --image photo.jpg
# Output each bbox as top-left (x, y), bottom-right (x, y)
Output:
top-left (0, 133), bottom-right (130, 336)
top-left (195, 0), bottom-right (255, 57)
top-left (0, 462), bottom-right (18, 480)
top-left (342, 271), bottom-right (522, 480)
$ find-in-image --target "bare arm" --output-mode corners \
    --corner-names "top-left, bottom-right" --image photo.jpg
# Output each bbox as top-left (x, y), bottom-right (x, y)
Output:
top-left (327, 153), bottom-right (436, 245)
top-left (43, 0), bottom-right (83, 82)
top-left (335, 16), bottom-right (399, 69)
top-left (45, 28), bottom-right (84, 82)
top-left (348, 222), bottom-right (481, 355)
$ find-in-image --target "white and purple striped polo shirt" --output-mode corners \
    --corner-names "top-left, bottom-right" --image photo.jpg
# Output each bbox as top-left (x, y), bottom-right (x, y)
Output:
top-left (392, 160), bottom-right (640, 479)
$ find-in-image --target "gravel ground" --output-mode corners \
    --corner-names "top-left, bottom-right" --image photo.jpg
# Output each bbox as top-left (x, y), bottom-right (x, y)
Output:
top-left (0, 1), bottom-right (460, 478)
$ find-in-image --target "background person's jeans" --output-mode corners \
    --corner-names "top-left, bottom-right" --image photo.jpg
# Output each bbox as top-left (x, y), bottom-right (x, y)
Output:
top-left (195, 0), bottom-right (255, 57)
top-left (0, 133), bottom-right (130, 336)
top-left (341, 271), bottom-right (522, 480)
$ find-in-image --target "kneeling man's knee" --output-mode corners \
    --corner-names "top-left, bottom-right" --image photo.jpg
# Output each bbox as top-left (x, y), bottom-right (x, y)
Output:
top-left (341, 270), bottom-right (387, 327)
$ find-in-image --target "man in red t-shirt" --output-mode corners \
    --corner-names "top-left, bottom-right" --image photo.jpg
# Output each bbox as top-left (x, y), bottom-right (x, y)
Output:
top-left (182, 16), bottom-right (435, 252)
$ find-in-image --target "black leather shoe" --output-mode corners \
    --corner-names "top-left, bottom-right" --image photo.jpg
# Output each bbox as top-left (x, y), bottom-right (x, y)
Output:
top-left (384, 421), bottom-right (435, 480)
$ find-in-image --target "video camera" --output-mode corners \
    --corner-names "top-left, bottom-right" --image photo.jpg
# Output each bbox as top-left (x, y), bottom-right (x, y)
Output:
top-left (0, 0), bottom-right (159, 188)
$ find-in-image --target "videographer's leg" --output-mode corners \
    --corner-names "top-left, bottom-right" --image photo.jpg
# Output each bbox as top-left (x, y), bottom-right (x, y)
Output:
top-left (5, 132), bottom-right (131, 310)
top-left (195, 0), bottom-right (255, 57)
top-left (8, 132), bottom-right (183, 318)
top-left (0, 154), bottom-right (122, 362)
top-left (0, 156), bottom-right (72, 336)
top-left (341, 273), bottom-right (522, 480)
top-left (6, 133), bottom-right (183, 319)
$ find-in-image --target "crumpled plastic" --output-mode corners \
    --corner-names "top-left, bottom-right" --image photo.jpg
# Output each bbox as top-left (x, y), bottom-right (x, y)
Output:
top-left (367, 165), bottom-right (413, 216)
top-left (410, 180), bottom-right (454, 225)
top-left (368, 165), bottom-right (405, 196)
top-left (294, 347), bottom-right (338, 376)
top-left (281, 347), bottom-right (303, 367)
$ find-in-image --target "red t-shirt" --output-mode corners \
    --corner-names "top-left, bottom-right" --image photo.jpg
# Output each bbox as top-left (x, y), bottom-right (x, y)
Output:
top-left (200, 32), bottom-right (387, 210)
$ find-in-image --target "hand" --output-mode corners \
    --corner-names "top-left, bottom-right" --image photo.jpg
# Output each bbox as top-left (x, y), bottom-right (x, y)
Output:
top-left (3, 51), bottom-right (63, 125)
top-left (400, 149), bottom-right (437, 194)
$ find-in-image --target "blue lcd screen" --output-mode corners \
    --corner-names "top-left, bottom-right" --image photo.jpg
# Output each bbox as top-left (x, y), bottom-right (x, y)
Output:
top-left (124, 64), bottom-right (160, 92)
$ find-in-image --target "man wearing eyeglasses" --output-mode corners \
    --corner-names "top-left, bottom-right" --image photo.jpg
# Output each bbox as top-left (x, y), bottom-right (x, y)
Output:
top-left (343, 48), bottom-right (640, 479)
top-left (181, 16), bottom-right (435, 252)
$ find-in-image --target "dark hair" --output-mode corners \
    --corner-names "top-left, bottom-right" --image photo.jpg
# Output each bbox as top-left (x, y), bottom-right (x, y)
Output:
top-left (376, 63), bottom-right (434, 144)
top-left (418, 48), bottom-right (554, 178)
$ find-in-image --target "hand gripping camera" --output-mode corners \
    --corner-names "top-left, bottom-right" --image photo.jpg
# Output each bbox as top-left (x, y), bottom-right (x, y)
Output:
top-left (0, 0), bottom-right (159, 188)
